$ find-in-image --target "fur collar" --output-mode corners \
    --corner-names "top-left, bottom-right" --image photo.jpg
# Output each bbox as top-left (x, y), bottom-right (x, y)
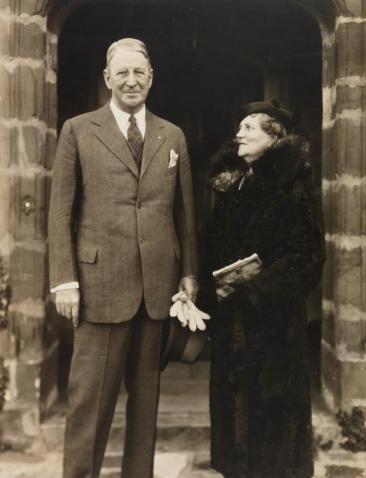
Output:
top-left (210, 135), bottom-right (311, 192)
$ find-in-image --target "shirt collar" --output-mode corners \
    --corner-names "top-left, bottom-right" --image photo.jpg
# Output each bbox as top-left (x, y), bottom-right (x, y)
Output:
top-left (109, 99), bottom-right (146, 127)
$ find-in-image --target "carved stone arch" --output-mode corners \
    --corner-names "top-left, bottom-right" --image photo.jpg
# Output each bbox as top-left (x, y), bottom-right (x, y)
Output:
top-left (292, 0), bottom-right (340, 31)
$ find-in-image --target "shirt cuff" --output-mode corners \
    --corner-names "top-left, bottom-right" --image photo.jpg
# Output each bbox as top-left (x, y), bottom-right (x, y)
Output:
top-left (50, 282), bottom-right (80, 293)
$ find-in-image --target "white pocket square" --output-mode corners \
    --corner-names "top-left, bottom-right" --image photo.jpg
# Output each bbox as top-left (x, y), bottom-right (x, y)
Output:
top-left (168, 149), bottom-right (179, 168)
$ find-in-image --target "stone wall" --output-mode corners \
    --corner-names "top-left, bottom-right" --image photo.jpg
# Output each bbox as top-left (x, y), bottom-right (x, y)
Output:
top-left (321, 0), bottom-right (366, 411)
top-left (0, 0), bottom-right (58, 446)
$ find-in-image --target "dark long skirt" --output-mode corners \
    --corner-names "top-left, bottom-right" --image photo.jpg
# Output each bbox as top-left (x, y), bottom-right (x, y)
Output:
top-left (209, 299), bottom-right (314, 478)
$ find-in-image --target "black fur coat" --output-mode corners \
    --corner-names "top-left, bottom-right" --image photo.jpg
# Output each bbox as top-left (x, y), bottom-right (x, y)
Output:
top-left (204, 136), bottom-right (326, 478)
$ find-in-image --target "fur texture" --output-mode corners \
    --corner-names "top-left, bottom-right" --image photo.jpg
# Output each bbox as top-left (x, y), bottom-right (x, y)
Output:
top-left (203, 136), bottom-right (325, 478)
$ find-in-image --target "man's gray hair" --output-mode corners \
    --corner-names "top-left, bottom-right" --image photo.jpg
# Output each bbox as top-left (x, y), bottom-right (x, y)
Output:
top-left (106, 38), bottom-right (152, 70)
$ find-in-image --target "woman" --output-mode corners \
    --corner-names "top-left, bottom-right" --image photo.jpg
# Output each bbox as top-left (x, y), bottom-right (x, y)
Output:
top-left (205, 101), bottom-right (325, 478)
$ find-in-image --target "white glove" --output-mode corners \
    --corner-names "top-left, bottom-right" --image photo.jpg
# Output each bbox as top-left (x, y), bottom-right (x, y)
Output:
top-left (170, 292), bottom-right (210, 331)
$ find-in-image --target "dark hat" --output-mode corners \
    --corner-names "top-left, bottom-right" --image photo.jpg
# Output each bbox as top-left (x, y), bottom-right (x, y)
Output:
top-left (237, 100), bottom-right (298, 129)
top-left (160, 319), bottom-right (207, 370)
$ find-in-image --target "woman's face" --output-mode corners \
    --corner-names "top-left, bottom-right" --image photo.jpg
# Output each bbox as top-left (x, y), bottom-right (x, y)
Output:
top-left (236, 115), bottom-right (275, 163)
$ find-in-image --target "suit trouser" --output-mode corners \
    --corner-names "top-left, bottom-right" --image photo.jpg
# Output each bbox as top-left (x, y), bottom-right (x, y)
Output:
top-left (63, 304), bottom-right (165, 478)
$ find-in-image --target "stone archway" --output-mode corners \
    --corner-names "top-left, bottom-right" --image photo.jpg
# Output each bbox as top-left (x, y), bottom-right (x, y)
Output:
top-left (0, 0), bottom-right (365, 445)
top-left (292, 0), bottom-right (366, 412)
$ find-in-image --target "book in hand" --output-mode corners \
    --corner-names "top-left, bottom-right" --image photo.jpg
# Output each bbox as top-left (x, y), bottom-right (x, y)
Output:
top-left (212, 253), bottom-right (262, 280)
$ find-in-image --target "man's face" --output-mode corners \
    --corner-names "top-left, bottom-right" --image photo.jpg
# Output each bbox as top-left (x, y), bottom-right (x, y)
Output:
top-left (103, 48), bottom-right (153, 113)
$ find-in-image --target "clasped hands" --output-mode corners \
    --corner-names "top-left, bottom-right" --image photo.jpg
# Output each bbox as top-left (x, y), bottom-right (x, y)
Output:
top-left (215, 261), bottom-right (262, 302)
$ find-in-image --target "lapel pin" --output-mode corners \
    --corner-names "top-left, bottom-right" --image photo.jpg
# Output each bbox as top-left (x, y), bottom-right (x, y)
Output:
top-left (158, 136), bottom-right (162, 140)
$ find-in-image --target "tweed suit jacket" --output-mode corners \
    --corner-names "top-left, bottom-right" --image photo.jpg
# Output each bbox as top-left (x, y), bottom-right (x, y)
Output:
top-left (48, 104), bottom-right (198, 323)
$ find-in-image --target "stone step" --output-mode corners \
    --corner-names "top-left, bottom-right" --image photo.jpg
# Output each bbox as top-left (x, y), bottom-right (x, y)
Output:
top-left (100, 452), bottom-right (222, 478)
top-left (40, 362), bottom-right (366, 478)
top-left (41, 362), bottom-right (211, 453)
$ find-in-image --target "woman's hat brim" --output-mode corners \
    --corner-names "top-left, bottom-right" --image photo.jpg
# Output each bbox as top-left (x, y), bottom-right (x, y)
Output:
top-left (237, 101), bottom-right (298, 129)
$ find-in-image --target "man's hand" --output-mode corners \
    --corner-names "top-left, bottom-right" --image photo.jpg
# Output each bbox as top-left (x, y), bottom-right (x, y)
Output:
top-left (55, 289), bottom-right (80, 327)
top-left (179, 276), bottom-right (199, 303)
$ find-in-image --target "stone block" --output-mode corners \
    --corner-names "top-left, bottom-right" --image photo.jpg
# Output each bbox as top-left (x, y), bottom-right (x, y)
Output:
top-left (321, 127), bottom-right (335, 180)
top-left (362, 200), bottom-right (366, 236)
top-left (322, 307), bottom-right (336, 347)
top-left (0, 175), bottom-right (11, 244)
top-left (0, 64), bottom-right (11, 118)
top-left (12, 358), bottom-right (41, 403)
top-left (16, 22), bottom-right (46, 59)
top-left (344, 185), bottom-right (363, 235)
top-left (45, 131), bottom-right (57, 169)
top-left (333, 248), bottom-right (363, 307)
top-left (337, 23), bottom-right (365, 77)
top-left (343, 119), bottom-right (363, 176)
top-left (46, 34), bottom-right (58, 71)
top-left (332, 182), bottom-right (346, 232)
top-left (22, 124), bottom-right (46, 165)
top-left (322, 186), bottom-right (333, 232)
top-left (325, 464), bottom-right (366, 478)
top-left (18, 0), bottom-right (48, 16)
top-left (337, 85), bottom-right (366, 112)
top-left (0, 125), bottom-right (17, 167)
top-left (10, 246), bottom-right (46, 300)
top-left (322, 242), bottom-right (335, 301)
top-left (10, 311), bottom-right (45, 359)
top-left (363, 250), bottom-right (366, 308)
top-left (11, 173), bottom-right (47, 240)
top-left (45, 173), bottom-right (52, 217)
top-left (0, 407), bottom-right (36, 448)
top-left (336, 318), bottom-right (365, 354)
top-left (333, 119), bottom-right (347, 175)
top-left (332, 184), bottom-right (363, 236)
top-left (45, 80), bottom-right (58, 128)
top-left (0, 16), bottom-right (10, 56)
top-left (343, 0), bottom-right (365, 16)
top-left (322, 45), bottom-right (336, 89)
top-left (321, 342), bottom-right (341, 410)
top-left (0, 329), bottom-right (15, 358)
top-left (40, 337), bottom-right (59, 419)
top-left (341, 359), bottom-right (366, 405)
top-left (17, 64), bottom-right (46, 120)
top-left (334, 118), bottom-right (363, 176)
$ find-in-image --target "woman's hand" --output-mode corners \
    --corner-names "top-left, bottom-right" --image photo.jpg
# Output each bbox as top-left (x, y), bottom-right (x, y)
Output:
top-left (216, 283), bottom-right (235, 302)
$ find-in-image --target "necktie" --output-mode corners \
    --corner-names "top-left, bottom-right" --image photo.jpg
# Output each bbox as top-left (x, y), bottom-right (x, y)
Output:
top-left (127, 115), bottom-right (143, 169)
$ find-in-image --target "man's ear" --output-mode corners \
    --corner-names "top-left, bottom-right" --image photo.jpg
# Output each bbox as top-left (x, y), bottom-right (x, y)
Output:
top-left (103, 69), bottom-right (112, 90)
top-left (148, 69), bottom-right (154, 89)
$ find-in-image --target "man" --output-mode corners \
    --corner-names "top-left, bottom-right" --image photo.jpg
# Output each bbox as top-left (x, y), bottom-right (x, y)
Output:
top-left (48, 38), bottom-right (198, 478)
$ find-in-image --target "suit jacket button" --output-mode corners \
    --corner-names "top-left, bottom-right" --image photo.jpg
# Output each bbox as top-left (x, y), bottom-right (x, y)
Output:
top-left (139, 238), bottom-right (144, 244)
top-left (137, 202), bottom-right (142, 209)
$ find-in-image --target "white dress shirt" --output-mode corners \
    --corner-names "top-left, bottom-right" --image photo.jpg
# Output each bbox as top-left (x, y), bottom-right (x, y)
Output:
top-left (109, 99), bottom-right (146, 139)
top-left (50, 101), bottom-right (146, 293)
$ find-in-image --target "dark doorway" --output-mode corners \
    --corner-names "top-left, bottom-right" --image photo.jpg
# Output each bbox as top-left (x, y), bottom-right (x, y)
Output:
top-left (57, 0), bottom-right (322, 394)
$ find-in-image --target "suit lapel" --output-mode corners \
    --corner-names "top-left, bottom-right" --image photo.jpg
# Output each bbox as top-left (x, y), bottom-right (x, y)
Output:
top-left (140, 110), bottom-right (166, 179)
top-left (92, 105), bottom-right (139, 178)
